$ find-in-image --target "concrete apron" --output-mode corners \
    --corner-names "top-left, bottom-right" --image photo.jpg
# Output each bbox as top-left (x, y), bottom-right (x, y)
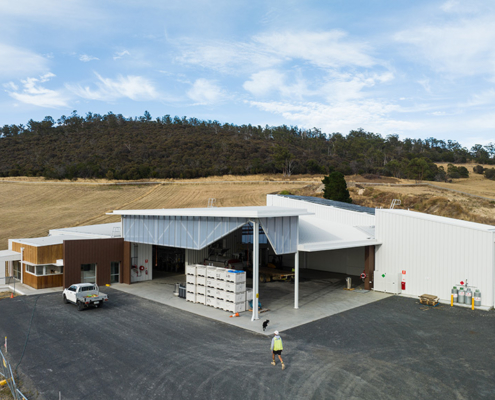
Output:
top-left (111, 276), bottom-right (391, 335)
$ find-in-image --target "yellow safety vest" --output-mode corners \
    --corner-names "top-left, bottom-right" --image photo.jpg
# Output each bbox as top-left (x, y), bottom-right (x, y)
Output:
top-left (273, 337), bottom-right (283, 351)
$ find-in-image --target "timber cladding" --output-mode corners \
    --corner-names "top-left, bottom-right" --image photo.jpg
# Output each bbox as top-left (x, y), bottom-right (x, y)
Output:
top-left (23, 264), bottom-right (63, 289)
top-left (63, 238), bottom-right (124, 288)
top-left (11, 242), bottom-right (63, 264)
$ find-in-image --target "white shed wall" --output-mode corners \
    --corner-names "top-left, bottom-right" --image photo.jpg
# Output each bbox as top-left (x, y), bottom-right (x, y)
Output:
top-left (267, 195), bottom-right (375, 226)
top-left (375, 210), bottom-right (495, 307)
top-left (131, 243), bottom-right (153, 283)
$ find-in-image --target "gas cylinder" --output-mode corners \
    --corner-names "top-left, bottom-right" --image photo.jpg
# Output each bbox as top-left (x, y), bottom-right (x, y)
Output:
top-left (451, 286), bottom-right (458, 303)
top-left (458, 286), bottom-right (465, 304)
top-left (465, 288), bottom-right (472, 305)
top-left (474, 289), bottom-right (481, 307)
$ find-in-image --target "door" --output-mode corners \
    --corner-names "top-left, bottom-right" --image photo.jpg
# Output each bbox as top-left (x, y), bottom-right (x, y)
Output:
top-left (110, 262), bottom-right (120, 283)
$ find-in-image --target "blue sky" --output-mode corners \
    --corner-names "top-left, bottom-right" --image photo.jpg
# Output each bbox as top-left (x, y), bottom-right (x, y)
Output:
top-left (1, 0), bottom-right (494, 149)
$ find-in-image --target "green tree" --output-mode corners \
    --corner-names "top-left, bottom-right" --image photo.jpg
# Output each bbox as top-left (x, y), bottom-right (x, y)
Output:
top-left (322, 172), bottom-right (352, 203)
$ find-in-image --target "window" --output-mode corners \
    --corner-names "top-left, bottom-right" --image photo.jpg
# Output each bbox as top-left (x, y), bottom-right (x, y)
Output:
top-left (68, 286), bottom-right (77, 292)
top-left (81, 285), bottom-right (95, 292)
top-left (241, 224), bottom-right (268, 244)
top-left (13, 261), bottom-right (21, 280)
top-left (25, 264), bottom-right (63, 276)
top-left (111, 262), bottom-right (120, 283)
top-left (81, 264), bottom-right (96, 283)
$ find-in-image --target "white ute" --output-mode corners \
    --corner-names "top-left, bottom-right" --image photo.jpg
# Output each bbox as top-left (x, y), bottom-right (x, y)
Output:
top-left (63, 283), bottom-right (108, 311)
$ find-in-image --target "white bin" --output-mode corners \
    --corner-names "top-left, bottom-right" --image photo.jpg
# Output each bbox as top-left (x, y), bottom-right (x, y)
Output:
top-left (215, 268), bottom-right (227, 281)
top-left (245, 288), bottom-right (253, 301)
top-left (186, 275), bottom-right (196, 285)
top-left (226, 270), bottom-right (246, 283)
top-left (225, 281), bottom-right (246, 293)
top-left (224, 301), bottom-right (245, 313)
top-left (207, 266), bottom-right (217, 279)
top-left (215, 298), bottom-right (225, 309)
top-left (186, 292), bottom-right (196, 303)
top-left (196, 265), bottom-right (206, 277)
top-left (215, 280), bottom-right (226, 290)
top-left (196, 275), bottom-right (206, 286)
top-left (186, 265), bottom-right (197, 276)
top-left (196, 293), bottom-right (206, 304)
top-left (215, 289), bottom-right (225, 299)
top-left (225, 291), bottom-right (245, 303)
top-left (206, 287), bottom-right (216, 297)
top-left (206, 296), bottom-right (215, 307)
top-left (206, 278), bottom-right (216, 288)
top-left (196, 285), bottom-right (206, 296)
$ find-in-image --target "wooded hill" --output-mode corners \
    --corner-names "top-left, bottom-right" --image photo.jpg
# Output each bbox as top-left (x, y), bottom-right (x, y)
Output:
top-left (1, 111), bottom-right (494, 181)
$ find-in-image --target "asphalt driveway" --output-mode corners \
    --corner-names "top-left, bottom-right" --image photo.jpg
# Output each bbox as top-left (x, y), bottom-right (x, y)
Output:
top-left (1, 289), bottom-right (494, 399)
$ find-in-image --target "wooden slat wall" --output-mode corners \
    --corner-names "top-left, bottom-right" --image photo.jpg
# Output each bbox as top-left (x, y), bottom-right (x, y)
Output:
top-left (63, 238), bottom-right (124, 288)
top-left (11, 242), bottom-right (63, 264)
top-left (123, 241), bottom-right (131, 285)
top-left (22, 265), bottom-right (64, 289)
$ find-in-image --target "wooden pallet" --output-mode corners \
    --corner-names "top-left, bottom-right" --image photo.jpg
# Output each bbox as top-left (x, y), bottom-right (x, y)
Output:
top-left (419, 294), bottom-right (439, 306)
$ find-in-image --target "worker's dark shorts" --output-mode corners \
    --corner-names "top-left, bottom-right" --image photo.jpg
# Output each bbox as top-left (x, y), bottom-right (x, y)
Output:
top-left (273, 350), bottom-right (282, 355)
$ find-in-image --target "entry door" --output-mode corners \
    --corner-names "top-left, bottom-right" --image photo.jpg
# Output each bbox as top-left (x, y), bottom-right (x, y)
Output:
top-left (110, 262), bottom-right (120, 283)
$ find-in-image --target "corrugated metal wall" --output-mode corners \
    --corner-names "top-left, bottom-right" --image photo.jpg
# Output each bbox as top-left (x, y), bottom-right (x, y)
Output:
top-left (63, 238), bottom-right (124, 288)
top-left (267, 195), bottom-right (375, 226)
top-left (375, 210), bottom-right (495, 307)
top-left (122, 215), bottom-right (248, 250)
top-left (259, 216), bottom-right (298, 254)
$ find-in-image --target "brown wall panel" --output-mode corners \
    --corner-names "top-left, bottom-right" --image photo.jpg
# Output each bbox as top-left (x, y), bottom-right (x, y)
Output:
top-left (12, 243), bottom-right (37, 263)
top-left (63, 238), bottom-right (124, 288)
top-left (123, 241), bottom-right (131, 285)
top-left (22, 265), bottom-right (37, 288)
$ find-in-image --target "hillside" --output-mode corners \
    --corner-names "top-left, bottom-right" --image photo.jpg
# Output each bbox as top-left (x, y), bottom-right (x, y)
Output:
top-left (0, 176), bottom-right (318, 249)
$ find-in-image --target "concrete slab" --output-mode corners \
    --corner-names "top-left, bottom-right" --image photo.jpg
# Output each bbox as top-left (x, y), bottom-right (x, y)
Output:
top-left (111, 272), bottom-right (390, 335)
top-left (6, 282), bottom-right (62, 296)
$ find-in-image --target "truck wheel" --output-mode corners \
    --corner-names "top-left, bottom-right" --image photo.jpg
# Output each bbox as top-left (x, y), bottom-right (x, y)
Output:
top-left (77, 301), bottom-right (84, 311)
top-left (63, 295), bottom-right (68, 304)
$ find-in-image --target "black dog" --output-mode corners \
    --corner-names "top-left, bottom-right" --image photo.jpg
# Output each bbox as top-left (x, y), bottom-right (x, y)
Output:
top-left (262, 319), bottom-right (270, 331)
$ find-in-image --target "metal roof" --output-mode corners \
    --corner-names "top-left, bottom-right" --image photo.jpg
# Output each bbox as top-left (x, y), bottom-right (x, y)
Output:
top-left (49, 223), bottom-right (121, 237)
top-left (109, 206), bottom-right (311, 218)
top-left (277, 195), bottom-right (375, 215)
top-left (298, 215), bottom-right (380, 252)
top-left (378, 209), bottom-right (495, 232)
top-left (0, 250), bottom-right (21, 262)
top-left (11, 234), bottom-right (118, 247)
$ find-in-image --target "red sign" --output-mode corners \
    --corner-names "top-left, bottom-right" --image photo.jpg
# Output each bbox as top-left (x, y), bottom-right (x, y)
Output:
top-left (145, 259), bottom-right (148, 263)
top-left (402, 270), bottom-right (406, 275)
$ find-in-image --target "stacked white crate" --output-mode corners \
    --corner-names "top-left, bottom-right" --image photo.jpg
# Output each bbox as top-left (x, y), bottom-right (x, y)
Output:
top-left (186, 265), bottom-right (197, 303)
top-left (245, 288), bottom-right (253, 310)
top-left (185, 264), bottom-right (247, 313)
top-left (224, 270), bottom-right (246, 313)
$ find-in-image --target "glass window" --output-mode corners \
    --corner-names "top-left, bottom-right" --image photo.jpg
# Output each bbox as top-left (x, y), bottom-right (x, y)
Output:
top-left (241, 223), bottom-right (268, 244)
top-left (13, 261), bottom-right (21, 280)
top-left (26, 265), bottom-right (35, 274)
top-left (81, 264), bottom-right (96, 283)
top-left (110, 262), bottom-right (120, 283)
top-left (36, 265), bottom-right (44, 275)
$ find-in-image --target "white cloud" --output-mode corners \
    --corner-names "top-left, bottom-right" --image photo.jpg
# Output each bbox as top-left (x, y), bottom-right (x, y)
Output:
top-left (113, 50), bottom-right (131, 60)
top-left (0, 43), bottom-right (49, 78)
top-left (6, 74), bottom-right (69, 108)
top-left (187, 79), bottom-right (225, 105)
top-left (395, 16), bottom-right (495, 77)
top-left (67, 73), bottom-right (158, 101)
top-left (79, 54), bottom-right (99, 62)
top-left (248, 100), bottom-right (420, 134)
top-left (243, 70), bottom-right (288, 96)
top-left (177, 30), bottom-right (378, 74)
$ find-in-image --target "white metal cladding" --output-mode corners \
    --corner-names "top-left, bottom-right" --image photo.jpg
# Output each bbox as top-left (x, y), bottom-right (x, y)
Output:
top-left (375, 209), bottom-right (495, 307)
top-left (267, 195), bottom-right (375, 226)
top-left (122, 215), bottom-right (248, 250)
top-left (259, 216), bottom-right (298, 254)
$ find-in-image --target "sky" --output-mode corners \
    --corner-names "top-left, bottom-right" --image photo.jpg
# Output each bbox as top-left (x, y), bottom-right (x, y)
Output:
top-left (1, 0), bottom-right (495, 149)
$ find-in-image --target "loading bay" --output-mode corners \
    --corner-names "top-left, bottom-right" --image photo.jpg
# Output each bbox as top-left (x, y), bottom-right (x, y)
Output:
top-left (1, 289), bottom-right (495, 400)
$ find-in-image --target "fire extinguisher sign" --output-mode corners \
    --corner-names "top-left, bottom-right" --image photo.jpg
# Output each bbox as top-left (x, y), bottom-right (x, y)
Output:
top-left (402, 270), bottom-right (406, 275)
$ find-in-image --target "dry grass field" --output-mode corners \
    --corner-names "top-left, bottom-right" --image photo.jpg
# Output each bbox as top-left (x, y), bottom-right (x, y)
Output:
top-left (0, 176), bottom-right (319, 250)
top-left (1, 166), bottom-right (494, 250)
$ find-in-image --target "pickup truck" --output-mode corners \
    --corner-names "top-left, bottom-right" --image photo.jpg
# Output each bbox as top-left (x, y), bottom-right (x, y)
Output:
top-left (63, 283), bottom-right (108, 311)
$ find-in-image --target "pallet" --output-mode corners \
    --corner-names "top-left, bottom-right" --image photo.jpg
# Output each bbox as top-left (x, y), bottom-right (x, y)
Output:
top-left (419, 294), bottom-right (439, 306)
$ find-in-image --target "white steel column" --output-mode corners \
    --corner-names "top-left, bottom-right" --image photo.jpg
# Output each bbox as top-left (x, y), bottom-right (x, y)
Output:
top-left (251, 220), bottom-right (260, 321)
top-left (294, 251), bottom-right (299, 309)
